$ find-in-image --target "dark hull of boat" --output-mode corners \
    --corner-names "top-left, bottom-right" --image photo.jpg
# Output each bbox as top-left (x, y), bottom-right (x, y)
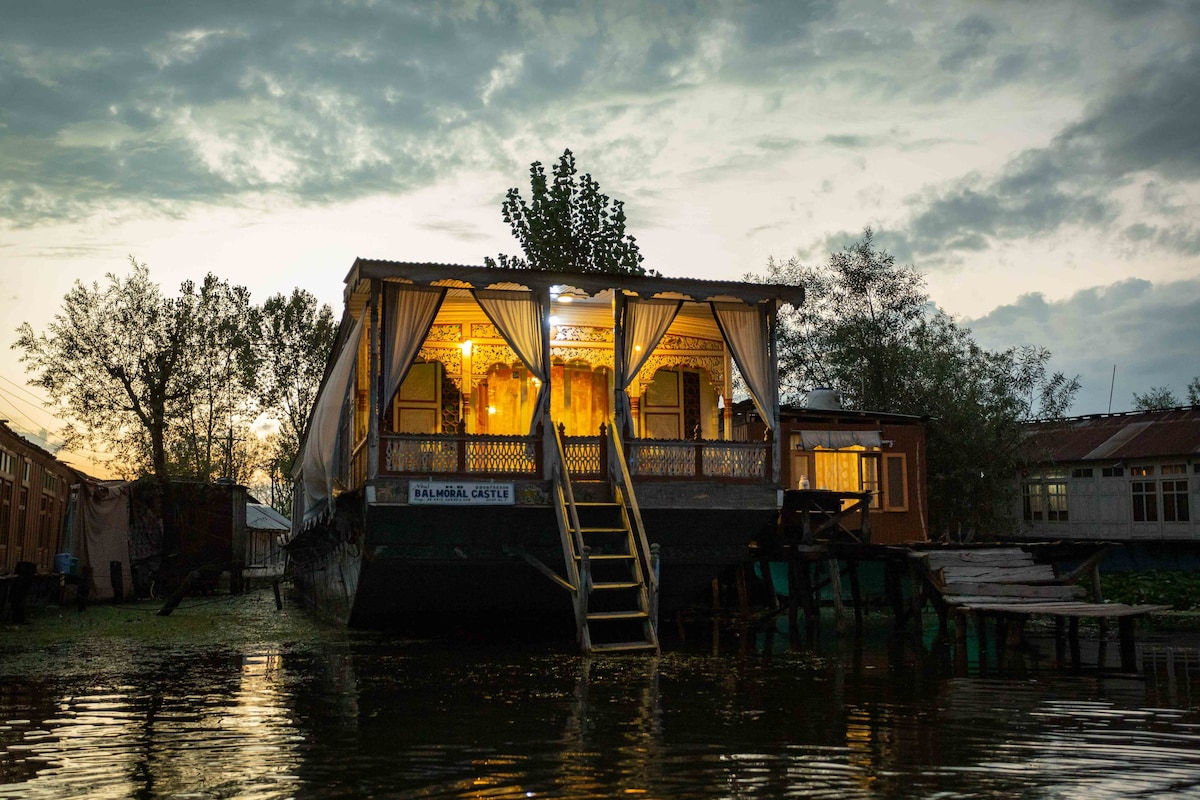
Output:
top-left (289, 480), bottom-right (780, 636)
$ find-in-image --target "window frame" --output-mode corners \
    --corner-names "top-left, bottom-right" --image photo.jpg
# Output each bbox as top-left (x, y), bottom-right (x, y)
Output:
top-left (1162, 479), bottom-right (1190, 523)
top-left (1131, 480), bottom-right (1158, 522)
top-left (883, 453), bottom-right (908, 512)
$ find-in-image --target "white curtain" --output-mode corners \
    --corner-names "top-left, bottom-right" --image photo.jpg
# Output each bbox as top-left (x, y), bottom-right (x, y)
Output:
top-left (300, 314), bottom-right (365, 525)
top-left (623, 298), bottom-right (681, 388)
top-left (473, 289), bottom-right (550, 432)
top-left (383, 284), bottom-right (446, 409)
top-left (619, 297), bottom-right (682, 429)
top-left (711, 302), bottom-right (776, 429)
top-left (798, 430), bottom-right (882, 450)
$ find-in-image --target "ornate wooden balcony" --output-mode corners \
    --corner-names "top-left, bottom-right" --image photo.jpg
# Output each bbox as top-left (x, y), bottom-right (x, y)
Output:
top-left (377, 430), bottom-right (771, 484)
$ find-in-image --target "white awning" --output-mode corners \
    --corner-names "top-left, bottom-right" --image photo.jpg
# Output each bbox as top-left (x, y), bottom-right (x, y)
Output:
top-left (797, 430), bottom-right (882, 450)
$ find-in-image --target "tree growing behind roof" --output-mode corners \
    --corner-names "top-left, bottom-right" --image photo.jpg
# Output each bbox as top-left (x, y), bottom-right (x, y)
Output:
top-left (15, 259), bottom-right (194, 480)
top-left (256, 288), bottom-right (338, 515)
top-left (1132, 377), bottom-right (1199, 410)
top-left (485, 149), bottom-right (657, 276)
top-left (751, 229), bottom-right (1080, 540)
top-left (172, 273), bottom-right (260, 483)
top-left (14, 263), bottom-right (335, 518)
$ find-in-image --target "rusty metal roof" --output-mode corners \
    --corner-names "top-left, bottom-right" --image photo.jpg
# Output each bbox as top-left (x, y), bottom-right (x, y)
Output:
top-left (1023, 406), bottom-right (1200, 463)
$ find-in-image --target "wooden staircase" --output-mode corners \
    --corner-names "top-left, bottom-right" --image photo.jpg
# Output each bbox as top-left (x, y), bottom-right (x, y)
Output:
top-left (548, 422), bottom-right (659, 654)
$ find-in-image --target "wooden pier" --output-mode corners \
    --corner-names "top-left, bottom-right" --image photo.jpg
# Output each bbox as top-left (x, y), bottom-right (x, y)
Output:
top-left (745, 490), bottom-right (1168, 671)
top-left (910, 545), bottom-right (1169, 672)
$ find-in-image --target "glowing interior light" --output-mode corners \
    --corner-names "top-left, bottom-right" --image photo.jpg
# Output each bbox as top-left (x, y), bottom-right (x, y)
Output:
top-left (460, 339), bottom-right (472, 355)
top-left (557, 295), bottom-right (573, 303)
top-left (487, 405), bottom-right (497, 415)
top-left (548, 315), bottom-right (560, 326)
top-left (634, 344), bottom-right (642, 352)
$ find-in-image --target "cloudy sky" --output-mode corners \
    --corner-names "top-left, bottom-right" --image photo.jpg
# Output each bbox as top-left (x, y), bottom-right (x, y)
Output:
top-left (2, 0), bottom-right (1198, 466)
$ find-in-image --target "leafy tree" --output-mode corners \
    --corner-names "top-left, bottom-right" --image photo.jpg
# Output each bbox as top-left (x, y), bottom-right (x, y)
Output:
top-left (1132, 386), bottom-right (1177, 410)
top-left (485, 149), bottom-right (656, 276)
top-left (1191, 377), bottom-right (1200, 406)
top-left (752, 230), bottom-right (1080, 540)
top-left (1131, 384), bottom-right (1189, 410)
top-left (256, 289), bottom-right (337, 514)
top-left (15, 259), bottom-right (195, 480)
top-left (172, 274), bottom-right (260, 481)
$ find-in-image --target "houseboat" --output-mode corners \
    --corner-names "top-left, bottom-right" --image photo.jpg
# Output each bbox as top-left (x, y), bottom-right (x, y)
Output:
top-left (286, 260), bottom-right (804, 652)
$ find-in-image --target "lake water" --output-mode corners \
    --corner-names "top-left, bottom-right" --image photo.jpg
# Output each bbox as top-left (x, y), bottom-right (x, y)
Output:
top-left (2, 591), bottom-right (1199, 798)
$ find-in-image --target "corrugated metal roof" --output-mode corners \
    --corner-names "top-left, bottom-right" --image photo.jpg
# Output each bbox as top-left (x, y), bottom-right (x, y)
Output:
top-left (1023, 406), bottom-right (1200, 463)
top-left (247, 503), bottom-right (290, 531)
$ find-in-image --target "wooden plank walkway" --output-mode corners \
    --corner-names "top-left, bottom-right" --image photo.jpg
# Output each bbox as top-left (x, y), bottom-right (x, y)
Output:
top-left (911, 546), bottom-right (1169, 671)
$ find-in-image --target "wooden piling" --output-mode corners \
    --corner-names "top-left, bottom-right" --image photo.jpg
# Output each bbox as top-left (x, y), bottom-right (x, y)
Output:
top-left (827, 559), bottom-right (846, 632)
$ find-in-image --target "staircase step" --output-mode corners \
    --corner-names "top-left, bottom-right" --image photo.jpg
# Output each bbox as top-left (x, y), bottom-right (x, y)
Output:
top-left (589, 641), bottom-right (658, 653)
top-left (577, 553), bottom-right (634, 561)
top-left (579, 526), bottom-right (628, 534)
top-left (591, 581), bottom-right (641, 590)
top-left (574, 502), bottom-right (621, 507)
top-left (587, 610), bottom-right (649, 621)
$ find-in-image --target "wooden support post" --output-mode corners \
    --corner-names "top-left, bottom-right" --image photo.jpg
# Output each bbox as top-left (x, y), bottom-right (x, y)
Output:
top-left (1068, 617), bottom-right (1081, 668)
top-left (736, 564), bottom-right (750, 619)
top-left (975, 613), bottom-right (988, 671)
top-left (157, 571), bottom-right (198, 617)
top-left (712, 577), bottom-right (721, 615)
top-left (759, 557), bottom-right (778, 610)
top-left (800, 559), bottom-right (819, 643)
top-left (1119, 616), bottom-right (1137, 673)
top-left (1055, 617), bottom-right (1066, 665)
top-left (847, 560), bottom-right (863, 630)
top-left (827, 559), bottom-right (846, 632)
top-left (885, 560), bottom-right (905, 631)
top-left (787, 558), bottom-right (800, 632)
top-left (1091, 562), bottom-right (1107, 642)
top-left (954, 612), bottom-right (968, 675)
top-left (272, 579), bottom-right (283, 611)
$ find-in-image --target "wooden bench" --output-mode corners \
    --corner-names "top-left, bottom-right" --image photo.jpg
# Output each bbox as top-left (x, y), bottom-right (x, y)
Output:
top-left (911, 546), bottom-right (1169, 671)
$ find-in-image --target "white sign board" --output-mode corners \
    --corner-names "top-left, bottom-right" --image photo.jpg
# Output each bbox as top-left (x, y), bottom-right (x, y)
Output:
top-left (408, 481), bottom-right (515, 505)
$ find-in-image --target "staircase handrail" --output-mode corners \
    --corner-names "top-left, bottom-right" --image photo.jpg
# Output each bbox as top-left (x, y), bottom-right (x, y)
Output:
top-left (546, 420), bottom-right (587, 587)
top-left (604, 418), bottom-right (658, 597)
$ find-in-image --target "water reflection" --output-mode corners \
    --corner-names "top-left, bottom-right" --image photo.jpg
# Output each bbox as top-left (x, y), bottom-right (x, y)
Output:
top-left (1, 617), bottom-right (1199, 798)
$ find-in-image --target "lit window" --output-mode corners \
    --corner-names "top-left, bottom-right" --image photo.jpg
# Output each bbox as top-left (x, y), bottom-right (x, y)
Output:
top-left (1023, 482), bottom-right (1044, 522)
top-left (1046, 482), bottom-right (1068, 521)
top-left (1131, 465), bottom-right (1154, 477)
top-left (0, 450), bottom-right (13, 475)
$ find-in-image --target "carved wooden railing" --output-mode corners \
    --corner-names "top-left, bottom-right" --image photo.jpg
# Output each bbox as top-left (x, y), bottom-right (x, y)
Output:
top-left (625, 439), bottom-right (771, 482)
top-left (380, 433), bottom-right (542, 476)
top-left (378, 431), bottom-right (770, 483)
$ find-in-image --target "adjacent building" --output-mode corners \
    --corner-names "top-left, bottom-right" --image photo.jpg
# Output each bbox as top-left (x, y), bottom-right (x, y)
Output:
top-left (0, 420), bottom-right (74, 574)
top-left (1015, 406), bottom-right (1199, 542)
top-left (733, 392), bottom-right (930, 545)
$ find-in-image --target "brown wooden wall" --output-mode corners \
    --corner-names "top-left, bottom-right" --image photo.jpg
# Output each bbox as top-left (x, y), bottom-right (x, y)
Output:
top-left (0, 424), bottom-right (75, 574)
top-left (738, 412), bottom-right (930, 545)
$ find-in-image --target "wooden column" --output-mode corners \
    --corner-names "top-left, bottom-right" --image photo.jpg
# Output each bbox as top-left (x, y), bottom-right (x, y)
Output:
top-left (1118, 616), bottom-right (1137, 672)
top-left (827, 559), bottom-right (846, 632)
top-left (847, 560), bottom-right (864, 630)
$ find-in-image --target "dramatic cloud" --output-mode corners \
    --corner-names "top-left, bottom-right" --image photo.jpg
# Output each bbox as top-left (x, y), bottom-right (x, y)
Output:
top-left (3, 0), bottom-right (1199, 442)
top-left (966, 277), bottom-right (1200, 415)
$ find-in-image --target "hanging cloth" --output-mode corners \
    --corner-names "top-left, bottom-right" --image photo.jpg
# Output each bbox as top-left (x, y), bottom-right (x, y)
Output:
top-left (382, 283), bottom-right (447, 409)
top-left (797, 430), bottom-right (882, 450)
top-left (300, 314), bottom-right (365, 526)
top-left (711, 301), bottom-right (777, 429)
top-left (472, 288), bottom-right (550, 434)
top-left (618, 297), bottom-right (682, 430)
